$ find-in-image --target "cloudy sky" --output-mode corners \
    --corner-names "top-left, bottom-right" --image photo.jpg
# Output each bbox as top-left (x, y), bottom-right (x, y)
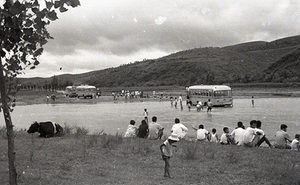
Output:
top-left (6, 0), bottom-right (300, 77)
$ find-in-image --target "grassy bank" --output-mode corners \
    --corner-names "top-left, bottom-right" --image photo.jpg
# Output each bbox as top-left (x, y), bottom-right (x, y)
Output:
top-left (0, 126), bottom-right (300, 185)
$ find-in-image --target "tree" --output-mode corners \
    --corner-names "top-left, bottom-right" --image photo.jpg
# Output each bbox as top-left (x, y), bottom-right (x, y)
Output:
top-left (0, 0), bottom-right (80, 184)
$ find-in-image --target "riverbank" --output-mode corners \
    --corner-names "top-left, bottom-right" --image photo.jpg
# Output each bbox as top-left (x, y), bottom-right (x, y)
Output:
top-left (13, 86), bottom-right (300, 105)
top-left (0, 128), bottom-right (299, 185)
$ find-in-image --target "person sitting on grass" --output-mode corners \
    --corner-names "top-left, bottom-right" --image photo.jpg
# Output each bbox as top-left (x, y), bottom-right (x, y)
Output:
top-left (291, 134), bottom-right (300, 151)
top-left (137, 120), bottom-right (149, 138)
top-left (160, 133), bottom-right (179, 178)
top-left (255, 120), bottom-right (272, 148)
top-left (147, 116), bottom-right (164, 140)
top-left (274, 124), bottom-right (292, 149)
top-left (220, 127), bottom-right (234, 145)
top-left (243, 120), bottom-right (263, 147)
top-left (209, 128), bottom-right (219, 143)
top-left (171, 118), bottom-right (188, 140)
top-left (192, 124), bottom-right (210, 141)
top-left (231, 121), bottom-right (245, 146)
top-left (124, 120), bottom-right (138, 138)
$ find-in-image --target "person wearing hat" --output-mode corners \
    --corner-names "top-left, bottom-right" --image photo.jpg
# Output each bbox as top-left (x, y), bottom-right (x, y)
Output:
top-left (159, 133), bottom-right (179, 178)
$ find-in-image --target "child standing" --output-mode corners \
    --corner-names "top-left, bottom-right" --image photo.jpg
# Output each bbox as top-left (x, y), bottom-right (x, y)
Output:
top-left (144, 109), bottom-right (149, 124)
top-left (291, 134), bottom-right (300, 151)
top-left (160, 133), bottom-right (179, 178)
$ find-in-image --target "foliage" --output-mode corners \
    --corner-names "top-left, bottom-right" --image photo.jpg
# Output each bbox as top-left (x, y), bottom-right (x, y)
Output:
top-left (0, 1), bottom-right (80, 184)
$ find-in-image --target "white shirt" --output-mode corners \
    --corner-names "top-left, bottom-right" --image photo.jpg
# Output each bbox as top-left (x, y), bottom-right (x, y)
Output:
top-left (231, 128), bottom-right (246, 145)
top-left (243, 127), bottom-right (261, 144)
top-left (171, 123), bottom-right (188, 139)
top-left (291, 139), bottom-right (299, 150)
top-left (196, 129), bottom-right (209, 140)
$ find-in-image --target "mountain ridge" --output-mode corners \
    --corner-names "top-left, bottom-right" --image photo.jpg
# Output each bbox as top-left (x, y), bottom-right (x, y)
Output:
top-left (19, 35), bottom-right (300, 89)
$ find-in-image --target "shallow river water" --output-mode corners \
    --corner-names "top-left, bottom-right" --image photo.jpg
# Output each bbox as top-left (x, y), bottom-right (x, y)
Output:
top-left (1, 97), bottom-right (300, 140)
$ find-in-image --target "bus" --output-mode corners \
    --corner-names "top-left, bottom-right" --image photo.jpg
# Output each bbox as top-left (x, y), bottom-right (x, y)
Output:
top-left (76, 85), bottom-right (96, 99)
top-left (65, 86), bottom-right (77, 97)
top-left (186, 85), bottom-right (233, 107)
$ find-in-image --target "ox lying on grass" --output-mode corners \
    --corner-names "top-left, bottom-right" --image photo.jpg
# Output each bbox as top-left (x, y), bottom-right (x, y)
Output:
top-left (27, 121), bottom-right (64, 137)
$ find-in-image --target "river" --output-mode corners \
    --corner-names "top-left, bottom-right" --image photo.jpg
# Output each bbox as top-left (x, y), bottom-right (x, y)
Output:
top-left (1, 97), bottom-right (300, 140)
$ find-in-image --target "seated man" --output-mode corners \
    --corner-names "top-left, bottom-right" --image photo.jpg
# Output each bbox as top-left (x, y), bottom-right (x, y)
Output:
top-left (192, 124), bottom-right (209, 141)
top-left (243, 120), bottom-right (263, 147)
top-left (148, 116), bottom-right (164, 140)
top-left (231, 121), bottom-right (245, 146)
top-left (274, 124), bottom-right (292, 149)
top-left (255, 120), bottom-right (272, 148)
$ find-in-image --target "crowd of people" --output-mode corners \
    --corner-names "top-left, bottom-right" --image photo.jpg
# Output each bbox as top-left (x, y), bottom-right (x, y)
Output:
top-left (123, 108), bottom-right (300, 178)
top-left (191, 120), bottom-right (300, 150)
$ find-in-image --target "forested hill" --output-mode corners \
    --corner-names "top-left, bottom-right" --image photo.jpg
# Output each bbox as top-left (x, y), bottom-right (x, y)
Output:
top-left (19, 35), bottom-right (300, 89)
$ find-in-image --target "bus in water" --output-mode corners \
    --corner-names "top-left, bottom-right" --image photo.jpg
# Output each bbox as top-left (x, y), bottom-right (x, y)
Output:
top-left (186, 85), bottom-right (233, 107)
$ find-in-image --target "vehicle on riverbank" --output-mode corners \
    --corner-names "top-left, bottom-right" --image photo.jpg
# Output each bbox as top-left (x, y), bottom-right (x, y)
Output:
top-left (65, 85), bottom-right (96, 99)
top-left (186, 85), bottom-right (233, 107)
top-left (76, 85), bottom-right (96, 99)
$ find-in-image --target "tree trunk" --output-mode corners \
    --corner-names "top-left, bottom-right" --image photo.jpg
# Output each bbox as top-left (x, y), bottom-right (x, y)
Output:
top-left (0, 58), bottom-right (17, 184)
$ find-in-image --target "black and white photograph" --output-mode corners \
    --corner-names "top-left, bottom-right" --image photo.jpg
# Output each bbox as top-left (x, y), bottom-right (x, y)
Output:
top-left (1, 0), bottom-right (300, 184)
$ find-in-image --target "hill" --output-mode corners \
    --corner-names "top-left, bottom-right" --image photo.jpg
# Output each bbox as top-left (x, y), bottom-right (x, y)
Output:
top-left (19, 35), bottom-right (300, 89)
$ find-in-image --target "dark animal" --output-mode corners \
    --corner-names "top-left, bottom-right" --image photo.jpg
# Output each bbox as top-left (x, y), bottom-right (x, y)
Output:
top-left (27, 121), bottom-right (64, 137)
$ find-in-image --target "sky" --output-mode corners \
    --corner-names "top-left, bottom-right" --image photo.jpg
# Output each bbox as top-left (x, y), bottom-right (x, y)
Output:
top-left (3, 0), bottom-right (300, 78)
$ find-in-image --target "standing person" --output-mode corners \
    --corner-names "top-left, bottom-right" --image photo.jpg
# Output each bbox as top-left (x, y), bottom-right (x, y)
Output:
top-left (196, 101), bottom-right (203, 112)
top-left (171, 118), bottom-right (188, 139)
top-left (251, 96), bottom-right (255, 107)
top-left (243, 120), bottom-right (263, 147)
top-left (192, 124), bottom-right (210, 141)
top-left (291, 134), bottom-right (300, 151)
top-left (178, 94), bottom-right (183, 111)
top-left (148, 116), bottom-right (164, 140)
top-left (207, 99), bottom-right (212, 113)
top-left (255, 120), bottom-right (272, 148)
top-left (210, 128), bottom-right (219, 143)
top-left (160, 133), bottom-right (179, 178)
top-left (231, 121), bottom-right (246, 146)
top-left (143, 109), bottom-right (149, 124)
top-left (187, 99), bottom-right (192, 111)
top-left (174, 97), bottom-right (178, 108)
top-left (137, 120), bottom-right (149, 138)
top-left (220, 127), bottom-right (234, 145)
top-left (124, 120), bottom-right (138, 138)
top-left (274, 124), bottom-right (292, 149)
top-left (46, 94), bottom-right (49, 103)
top-left (170, 97), bottom-right (173, 107)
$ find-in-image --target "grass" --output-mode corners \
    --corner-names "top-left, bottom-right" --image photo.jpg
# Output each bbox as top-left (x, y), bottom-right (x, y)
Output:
top-left (1, 125), bottom-right (300, 185)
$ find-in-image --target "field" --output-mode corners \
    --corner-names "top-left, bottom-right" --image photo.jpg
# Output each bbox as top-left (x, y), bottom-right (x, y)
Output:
top-left (0, 127), bottom-right (300, 185)
top-left (1, 86), bottom-right (300, 184)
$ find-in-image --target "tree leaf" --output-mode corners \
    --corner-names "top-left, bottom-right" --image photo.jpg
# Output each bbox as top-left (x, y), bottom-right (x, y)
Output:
top-left (59, 6), bottom-right (68, 13)
top-left (66, 0), bottom-right (81, 7)
top-left (47, 10), bottom-right (58, 21)
top-left (33, 60), bottom-right (40, 66)
top-left (33, 48), bottom-right (43, 57)
top-left (46, 1), bottom-right (53, 10)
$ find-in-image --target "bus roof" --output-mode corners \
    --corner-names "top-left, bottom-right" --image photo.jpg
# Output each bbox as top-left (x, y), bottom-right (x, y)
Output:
top-left (187, 85), bottom-right (231, 91)
top-left (76, 85), bottom-right (96, 89)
